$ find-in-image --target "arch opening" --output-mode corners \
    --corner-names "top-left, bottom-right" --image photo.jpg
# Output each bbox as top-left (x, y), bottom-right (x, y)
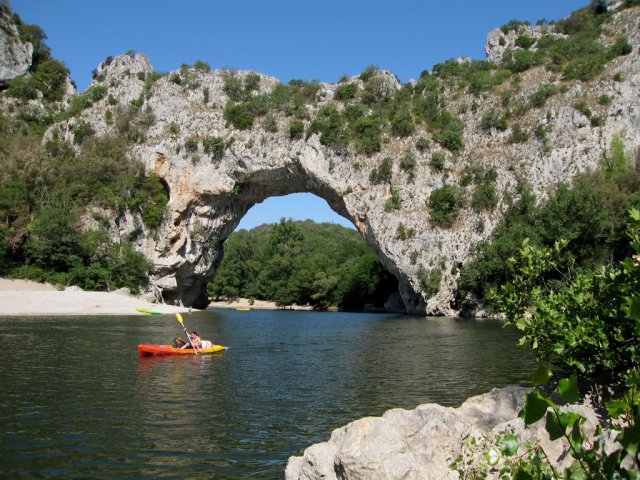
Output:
top-left (206, 193), bottom-right (402, 312)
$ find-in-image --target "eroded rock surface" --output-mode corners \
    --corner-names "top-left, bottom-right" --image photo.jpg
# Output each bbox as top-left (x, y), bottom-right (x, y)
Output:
top-left (285, 386), bottom-right (609, 480)
top-left (0, 9), bottom-right (32, 82)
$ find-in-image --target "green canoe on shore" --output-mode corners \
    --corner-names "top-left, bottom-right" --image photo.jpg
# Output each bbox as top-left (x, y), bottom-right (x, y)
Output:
top-left (136, 307), bottom-right (162, 315)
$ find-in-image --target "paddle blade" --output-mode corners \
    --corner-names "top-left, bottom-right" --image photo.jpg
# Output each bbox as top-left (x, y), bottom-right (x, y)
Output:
top-left (176, 313), bottom-right (184, 326)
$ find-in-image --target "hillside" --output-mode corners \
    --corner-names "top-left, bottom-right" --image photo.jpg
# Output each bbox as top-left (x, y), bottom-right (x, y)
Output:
top-left (1, 1), bottom-right (639, 314)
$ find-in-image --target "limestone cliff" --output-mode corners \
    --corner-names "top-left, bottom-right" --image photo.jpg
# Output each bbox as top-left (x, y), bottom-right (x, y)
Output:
top-left (0, 7), bottom-right (32, 82)
top-left (39, 5), bottom-right (640, 314)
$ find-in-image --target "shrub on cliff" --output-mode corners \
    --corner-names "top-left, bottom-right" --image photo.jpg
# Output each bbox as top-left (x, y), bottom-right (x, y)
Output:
top-left (222, 72), bottom-right (242, 101)
top-left (502, 48), bottom-right (542, 73)
top-left (471, 168), bottom-right (499, 212)
top-left (30, 60), bottom-right (68, 102)
top-left (203, 136), bottom-right (226, 159)
top-left (369, 157), bottom-right (393, 184)
top-left (6, 59), bottom-right (68, 103)
top-left (432, 112), bottom-right (464, 152)
top-left (399, 152), bottom-right (417, 177)
top-left (390, 110), bottom-right (415, 138)
top-left (5, 76), bottom-right (38, 101)
top-left (352, 115), bottom-right (381, 155)
top-left (515, 34), bottom-right (536, 50)
top-left (288, 119), bottom-right (304, 140)
top-left (480, 109), bottom-right (508, 132)
top-left (193, 60), bottom-right (211, 72)
top-left (128, 174), bottom-right (168, 230)
top-left (500, 19), bottom-right (530, 34)
top-left (71, 120), bottom-right (95, 145)
top-left (430, 151), bottom-right (446, 172)
top-left (419, 266), bottom-right (442, 298)
top-left (609, 36), bottom-right (633, 57)
top-left (334, 83), bottom-right (357, 101)
top-left (224, 102), bottom-right (254, 130)
top-left (306, 106), bottom-right (349, 153)
top-left (269, 80), bottom-right (320, 118)
top-left (528, 83), bottom-right (559, 108)
top-left (429, 185), bottom-right (466, 228)
top-left (184, 137), bottom-right (198, 153)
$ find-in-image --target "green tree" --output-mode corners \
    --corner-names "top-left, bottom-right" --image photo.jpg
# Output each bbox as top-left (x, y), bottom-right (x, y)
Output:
top-left (495, 209), bottom-right (640, 377)
top-left (30, 59), bottom-right (68, 102)
top-left (24, 192), bottom-right (83, 272)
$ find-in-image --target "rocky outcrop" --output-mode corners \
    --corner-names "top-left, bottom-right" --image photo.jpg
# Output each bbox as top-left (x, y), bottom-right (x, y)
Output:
top-left (285, 386), bottom-right (608, 480)
top-left (485, 23), bottom-right (561, 64)
top-left (41, 6), bottom-right (640, 313)
top-left (0, 8), bottom-right (32, 82)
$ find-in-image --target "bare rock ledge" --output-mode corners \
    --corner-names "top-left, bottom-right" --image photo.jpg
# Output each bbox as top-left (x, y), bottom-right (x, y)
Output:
top-left (285, 386), bottom-right (606, 480)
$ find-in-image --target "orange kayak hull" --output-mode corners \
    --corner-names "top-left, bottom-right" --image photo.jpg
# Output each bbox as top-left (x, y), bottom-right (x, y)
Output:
top-left (138, 344), bottom-right (227, 356)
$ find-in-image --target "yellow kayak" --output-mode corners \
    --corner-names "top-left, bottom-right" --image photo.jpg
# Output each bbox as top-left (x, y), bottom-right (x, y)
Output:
top-left (138, 344), bottom-right (227, 355)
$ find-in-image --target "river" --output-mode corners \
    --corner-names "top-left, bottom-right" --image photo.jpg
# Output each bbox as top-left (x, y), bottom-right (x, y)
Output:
top-left (0, 310), bottom-right (535, 478)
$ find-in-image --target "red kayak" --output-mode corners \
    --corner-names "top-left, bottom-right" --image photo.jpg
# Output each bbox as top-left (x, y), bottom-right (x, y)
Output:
top-left (138, 344), bottom-right (227, 356)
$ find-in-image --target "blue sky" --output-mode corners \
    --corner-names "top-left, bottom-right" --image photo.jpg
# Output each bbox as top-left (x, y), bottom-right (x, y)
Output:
top-left (12, 0), bottom-right (587, 231)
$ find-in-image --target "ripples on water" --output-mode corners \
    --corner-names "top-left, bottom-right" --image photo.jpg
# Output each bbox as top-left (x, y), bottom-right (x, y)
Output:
top-left (0, 310), bottom-right (534, 478)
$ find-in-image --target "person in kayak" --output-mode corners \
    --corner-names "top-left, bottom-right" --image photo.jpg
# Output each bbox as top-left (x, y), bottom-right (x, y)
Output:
top-left (175, 331), bottom-right (212, 350)
top-left (189, 331), bottom-right (202, 349)
top-left (172, 337), bottom-right (187, 348)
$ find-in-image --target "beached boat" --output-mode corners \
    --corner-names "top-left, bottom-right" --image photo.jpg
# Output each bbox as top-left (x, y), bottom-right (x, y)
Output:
top-left (235, 307), bottom-right (251, 311)
top-left (136, 307), bottom-right (162, 315)
top-left (138, 344), bottom-right (227, 356)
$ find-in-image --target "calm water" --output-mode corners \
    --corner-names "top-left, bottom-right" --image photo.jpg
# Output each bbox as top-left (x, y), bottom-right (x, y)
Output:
top-left (0, 310), bottom-right (535, 479)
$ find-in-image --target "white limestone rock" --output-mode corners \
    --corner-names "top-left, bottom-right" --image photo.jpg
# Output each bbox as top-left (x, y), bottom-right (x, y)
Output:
top-left (285, 386), bottom-right (618, 480)
top-left (0, 8), bottom-right (32, 82)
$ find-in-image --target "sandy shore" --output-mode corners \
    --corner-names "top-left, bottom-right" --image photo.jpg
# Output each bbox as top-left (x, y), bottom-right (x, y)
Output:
top-left (0, 278), bottom-right (189, 316)
top-left (208, 298), bottom-right (314, 311)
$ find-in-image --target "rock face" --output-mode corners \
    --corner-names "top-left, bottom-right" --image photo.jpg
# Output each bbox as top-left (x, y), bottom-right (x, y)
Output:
top-left (0, 8), bottom-right (32, 82)
top-left (284, 386), bottom-right (606, 480)
top-left (44, 6), bottom-right (640, 313)
top-left (485, 23), bottom-right (563, 65)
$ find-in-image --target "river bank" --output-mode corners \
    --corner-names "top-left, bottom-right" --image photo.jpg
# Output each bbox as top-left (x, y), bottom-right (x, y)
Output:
top-left (0, 278), bottom-right (188, 316)
top-left (208, 297), bottom-right (315, 311)
top-left (0, 278), bottom-right (316, 316)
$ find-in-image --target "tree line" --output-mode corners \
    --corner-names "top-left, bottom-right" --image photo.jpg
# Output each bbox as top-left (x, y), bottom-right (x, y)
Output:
top-left (207, 219), bottom-right (398, 311)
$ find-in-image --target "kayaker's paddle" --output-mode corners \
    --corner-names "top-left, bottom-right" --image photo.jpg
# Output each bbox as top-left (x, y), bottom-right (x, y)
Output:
top-left (176, 313), bottom-right (198, 355)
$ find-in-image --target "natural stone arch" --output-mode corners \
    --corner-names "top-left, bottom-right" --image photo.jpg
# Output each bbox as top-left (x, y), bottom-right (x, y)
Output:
top-left (152, 157), bottom-right (425, 313)
top-left (46, 42), bottom-right (640, 315)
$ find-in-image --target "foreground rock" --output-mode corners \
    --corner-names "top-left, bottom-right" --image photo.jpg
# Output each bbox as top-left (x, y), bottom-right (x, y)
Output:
top-left (285, 387), bottom-right (605, 480)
